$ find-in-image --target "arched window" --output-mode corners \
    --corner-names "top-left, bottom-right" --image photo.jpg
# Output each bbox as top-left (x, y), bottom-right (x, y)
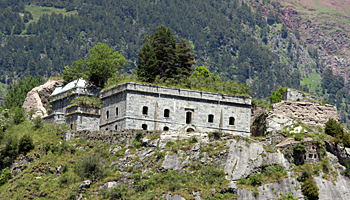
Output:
top-left (186, 112), bottom-right (192, 124)
top-left (229, 117), bottom-right (235, 125)
top-left (142, 106), bottom-right (148, 115)
top-left (164, 109), bottom-right (170, 117)
top-left (106, 111), bottom-right (109, 119)
top-left (163, 126), bottom-right (169, 131)
top-left (115, 125), bottom-right (118, 130)
top-left (142, 124), bottom-right (148, 130)
top-left (116, 107), bottom-right (119, 116)
top-left (208, 114), bottom-right (214, 123)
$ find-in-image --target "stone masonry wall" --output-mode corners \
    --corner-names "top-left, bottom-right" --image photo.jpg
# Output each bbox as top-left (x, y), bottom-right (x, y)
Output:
top-left (272, 101), bottom-right (338, 127)
top-left (282, 88), bottom-right (317, 101)
top-left (100, 82), bottom-right (251, 136)
top-left (64, 130), bottom-right (162, 145)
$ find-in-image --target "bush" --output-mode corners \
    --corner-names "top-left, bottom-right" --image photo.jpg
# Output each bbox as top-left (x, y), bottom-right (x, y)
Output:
top-left (293, 143), bottom-right (306, 153)
top-left (33, 115), bottom-right (44, 129)
top-left (301, 178), bottom-right (319, 200)
top-left (18, 134), bottom-right (34, 154)
top-left (325, 118), bottom-right (343, 138)
top-left (189, 136), bottom-right (198, 143)
top-left (0, 167), bottom-right (12, 186)
top-left (294, 133), bottom-right (302, 141)
top-left (13, 107), bottom-right (25, 124)
top-left (74, 154), bottom-right (103, 181)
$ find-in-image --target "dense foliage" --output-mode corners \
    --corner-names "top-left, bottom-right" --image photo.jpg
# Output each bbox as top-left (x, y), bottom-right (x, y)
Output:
top-left (137, 25), bottom-right (195, 83)
top-left (63, 43), bottom-right (126, 87)
top-left (4, 75), bottom-right (44, 109)
top-left (325, 118), bottom-right (350, 147)
top-left (0, 0), bottom-right (302, 99)
top-left (269, 87), bottom-right (288, 104)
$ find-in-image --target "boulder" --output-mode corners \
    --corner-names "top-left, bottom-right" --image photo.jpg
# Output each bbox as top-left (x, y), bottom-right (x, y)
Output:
top-left (78, 180), bottom-right (91, 191)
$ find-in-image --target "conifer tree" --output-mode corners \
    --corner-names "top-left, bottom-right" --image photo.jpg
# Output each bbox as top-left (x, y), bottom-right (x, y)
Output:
top-left (137, 25), bottom-right (196, 83)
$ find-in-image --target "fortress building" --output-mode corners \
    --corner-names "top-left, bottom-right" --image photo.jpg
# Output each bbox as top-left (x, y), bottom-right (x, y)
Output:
top-left (45, 79), bottom-right (251, 136)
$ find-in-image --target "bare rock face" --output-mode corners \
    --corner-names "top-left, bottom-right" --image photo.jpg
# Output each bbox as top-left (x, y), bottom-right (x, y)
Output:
top-left (224, 139), bottom-right (289, 181)
top-left (271, 101), bottom-right (338, 127)
top-left (22, 79), bottom-right (63, 118)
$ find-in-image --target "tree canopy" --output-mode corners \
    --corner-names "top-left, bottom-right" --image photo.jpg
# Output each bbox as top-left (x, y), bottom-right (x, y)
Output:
top-left (137, 25), bottom-right (196, 83)
top-left (62, 43), bottom-right (126, 88)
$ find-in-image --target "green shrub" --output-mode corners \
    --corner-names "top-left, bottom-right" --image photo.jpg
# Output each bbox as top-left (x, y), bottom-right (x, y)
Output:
top-left (33, 115), bottom-right (44, 129)
top-left (189, 136), bottom-right (198, 143)
top-left (301, 178), bottom-right (319, 200)
top-left (212, 131), bottom-right (220, 140)
top-left (294, 133), bottom-right (302, 141)
top-left (293, 143), bottom-right (306, 153)
top-left (135, 131), bottom-right (143, 142)
top-left (18, 134), bottom-right (34, 154)
top-left (2, 133), bottom-right (18, 159)
top-left (269, 87), bottom-right (288, 104)
top-left (325, 118), bottom-right (343, 138)
top-left (13, 107), bottom-right (25, 125)
top-left (74, 154), bottom-right (104, 181)
top-left (0, 167), bottom-right (11, 186)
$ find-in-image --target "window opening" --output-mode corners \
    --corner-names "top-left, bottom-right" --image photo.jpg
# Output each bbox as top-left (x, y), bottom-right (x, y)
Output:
top-left (115, 125), bottom-right (118, 130)
top-left (142, 124), bottom-right (148, 130)
top-left (116, 107), bottom-right (119, 116)
top-left (106, 111), bottom-right (109, 119)
top-left (229, 117), bottom-right (235, 125)
top-left (142, 106), bottom-right (148, 115)
top-left (163, 126), bottom-right (169, 131)
top-left (70, 124), bottom-right (73, 129)
top-left (186, 112), bottom-right (192, 124)
top-left (164, 109), bottom-right (170, 117)
top-left (208, 114), bottom-right (214, 123)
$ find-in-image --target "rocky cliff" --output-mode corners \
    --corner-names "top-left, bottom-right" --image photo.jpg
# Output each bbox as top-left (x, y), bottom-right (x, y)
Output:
top-left (22, 79), bottom-right (63, 118)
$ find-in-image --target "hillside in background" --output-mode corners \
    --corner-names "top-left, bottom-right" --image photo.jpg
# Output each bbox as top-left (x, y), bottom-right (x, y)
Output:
top-left (1, 0), bottom-right (350, 126)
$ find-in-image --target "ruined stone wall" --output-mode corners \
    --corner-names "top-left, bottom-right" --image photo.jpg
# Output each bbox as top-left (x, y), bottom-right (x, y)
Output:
top-left (272, 101), bottom-right (338, 127)
top-left (282, 88), bottom-right (316, 101)
top-left (100, 82), bottom-right (251, 135)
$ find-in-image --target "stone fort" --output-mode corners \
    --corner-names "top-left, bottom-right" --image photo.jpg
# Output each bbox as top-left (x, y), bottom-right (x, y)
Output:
top-left (44, 79), bottom-right (251, 136)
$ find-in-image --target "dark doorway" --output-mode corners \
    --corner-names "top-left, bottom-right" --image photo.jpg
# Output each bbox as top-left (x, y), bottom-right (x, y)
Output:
top-left (186, 112), bottom-right (192, 124)
top-left (163, 126), bottom-right (169, 131)
top-left (115, 125), bottom-right (118, 130)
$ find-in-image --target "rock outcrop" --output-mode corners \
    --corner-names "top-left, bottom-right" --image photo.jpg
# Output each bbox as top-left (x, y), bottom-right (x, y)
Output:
top-left (22, 79), bottom-right (63, 118)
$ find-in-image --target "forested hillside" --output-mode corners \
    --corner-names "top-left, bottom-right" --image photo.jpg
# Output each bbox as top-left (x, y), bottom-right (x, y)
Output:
top-left (0, 0), bottom-right (302, 96)
top-left (1, 0), bottom-right (350, 126)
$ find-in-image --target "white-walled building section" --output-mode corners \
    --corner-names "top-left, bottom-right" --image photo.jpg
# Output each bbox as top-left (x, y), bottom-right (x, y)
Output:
top-left (100, 82), bottom-right (251, 136)
top-left (46, 79), bottom-right (251, 135)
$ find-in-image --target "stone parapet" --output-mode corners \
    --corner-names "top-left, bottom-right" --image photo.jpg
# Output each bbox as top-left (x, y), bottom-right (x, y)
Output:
top-left (100, 82), bottom-right (251, 105)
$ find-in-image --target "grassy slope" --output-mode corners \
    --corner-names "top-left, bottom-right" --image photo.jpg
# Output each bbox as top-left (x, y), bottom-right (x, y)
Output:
top-left (24, 5), bottom-right (77, 22)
